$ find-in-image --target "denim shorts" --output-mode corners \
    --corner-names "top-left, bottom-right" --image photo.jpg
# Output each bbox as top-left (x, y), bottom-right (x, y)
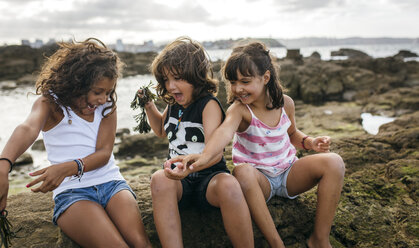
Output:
top-left (52, 180), bottom-right (135, 225)
top-left (263, 164), bottom-right (298, 202)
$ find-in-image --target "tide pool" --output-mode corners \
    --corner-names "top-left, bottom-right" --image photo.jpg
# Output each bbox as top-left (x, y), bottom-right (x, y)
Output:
top-left (361, 113), bottom-right (395, 135)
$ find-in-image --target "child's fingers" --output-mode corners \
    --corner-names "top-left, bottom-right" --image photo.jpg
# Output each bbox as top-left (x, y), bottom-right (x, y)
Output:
top-left (166, 156), bottom-right (185, 165)
top-left (164, 167), bottom-right (182, 180)
top-left (181, 156), bottom-right (195, 171)
top-left (189, 160), bottom-right (202, 171)
top-left (31, 182), bottom-right (51, 193)
top-left (321, 136), bottom-right (331, 144)
top-left (30, 185), bottom-right (43, 193)
top-left (163, 161), bottom-right (172, 170)
top-left (26, 175), bottom-right (45, 188)
top-left (29, 168), bottom-right (47, 177)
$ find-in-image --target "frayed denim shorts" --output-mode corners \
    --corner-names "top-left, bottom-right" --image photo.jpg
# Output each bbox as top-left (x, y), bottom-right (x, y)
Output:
top-left (262, 163), bottom-right (298, 202)
top-left (52, 180), bottom-right (135, 225)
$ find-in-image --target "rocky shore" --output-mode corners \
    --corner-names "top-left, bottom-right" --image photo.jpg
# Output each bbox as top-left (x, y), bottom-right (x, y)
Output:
top-left (2, 46), bottom-right (418, 247)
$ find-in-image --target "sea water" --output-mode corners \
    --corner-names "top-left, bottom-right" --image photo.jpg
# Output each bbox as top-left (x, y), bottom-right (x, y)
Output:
top-left (361, 113), bottom-right (395, 135)
top-left (0, 43), bottom-right (415, 168)
top-left (0, 74), bottom-right (154, 169)
top-left (206, 43), bottom-right (419, 61)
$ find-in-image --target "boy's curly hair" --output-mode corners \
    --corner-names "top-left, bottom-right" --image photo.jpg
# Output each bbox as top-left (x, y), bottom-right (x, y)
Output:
top-left (223, 41), bottom-right (284, 110)
top-left (150, 36), bottom-right (218, 105)
top-left (35, 38), bottom-right (124, 117)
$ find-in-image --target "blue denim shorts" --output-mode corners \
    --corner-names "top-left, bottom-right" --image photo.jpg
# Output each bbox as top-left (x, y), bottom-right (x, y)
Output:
top-left (263, 164), bottom-right (298, 202)
top-left (52, 180), bottom-right (135, 225)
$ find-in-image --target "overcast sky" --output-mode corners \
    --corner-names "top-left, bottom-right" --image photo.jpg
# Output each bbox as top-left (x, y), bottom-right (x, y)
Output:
top-left (0, 0), bottom-right (418, 45)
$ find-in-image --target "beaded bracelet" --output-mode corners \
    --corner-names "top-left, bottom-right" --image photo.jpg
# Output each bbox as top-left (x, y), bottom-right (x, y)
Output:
top-left (0, 158), bottom-right (14, 173)
top-left (302, 136), bottom-right (310, 151)
top-left (73, 159), bottom-right (85, 181)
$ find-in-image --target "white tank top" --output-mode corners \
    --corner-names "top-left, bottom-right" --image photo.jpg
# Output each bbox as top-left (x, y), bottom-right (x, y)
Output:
top-left (42, 102), bottom-right (124, 198)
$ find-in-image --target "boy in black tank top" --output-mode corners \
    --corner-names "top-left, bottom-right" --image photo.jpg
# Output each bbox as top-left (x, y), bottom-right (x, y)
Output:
top-left (137, 37), bottom-right (254, 247)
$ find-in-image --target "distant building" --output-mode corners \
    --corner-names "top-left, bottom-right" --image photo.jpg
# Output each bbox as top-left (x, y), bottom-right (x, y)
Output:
top-left (112, 39), bottom-right (158, 53)
top-left (115, 39), bottom-right (124, 52)
top-left (34, 39), bottom-right (44, 48)
top-left (21, 39), bottom-right (30, 46)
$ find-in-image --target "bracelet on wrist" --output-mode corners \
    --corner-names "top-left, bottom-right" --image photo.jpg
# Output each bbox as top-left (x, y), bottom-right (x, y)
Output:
top-left (0, 158), bottom-right (14, 173)
top-left (73, 159), bottom-right (85, 181)
top-left (302, 136), bottom-right (310, 151)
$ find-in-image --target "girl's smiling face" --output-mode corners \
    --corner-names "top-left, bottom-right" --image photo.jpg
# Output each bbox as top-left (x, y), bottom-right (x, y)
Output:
top-left (163, 68), bottom-right (194, 108)
top-left (230, 70), bottom-right (269, 105)
top-left (75, 77), bottom-right (116, 115)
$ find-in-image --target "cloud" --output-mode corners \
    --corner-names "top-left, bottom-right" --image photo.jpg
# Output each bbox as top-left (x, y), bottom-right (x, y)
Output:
top-left (0, 0), bottom-right (213, 38)
top-left (272, 0), bottom-right (344, 12)
top-left (0, 0), bottom-right (417, 44)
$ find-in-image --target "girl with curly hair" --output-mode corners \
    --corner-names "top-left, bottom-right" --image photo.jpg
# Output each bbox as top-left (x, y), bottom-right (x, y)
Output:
top-left (0, 38), bottom-right (150, 247)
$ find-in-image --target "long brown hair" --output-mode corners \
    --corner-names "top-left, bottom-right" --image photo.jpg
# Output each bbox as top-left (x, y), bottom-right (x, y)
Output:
top-left (36, 38), bottom-right (124, 117)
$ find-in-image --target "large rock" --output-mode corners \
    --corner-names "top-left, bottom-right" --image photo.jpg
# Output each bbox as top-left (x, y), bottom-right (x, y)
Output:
top-left (115, 133), bottom-right (169, 159)
top-left (331, 48), bottom-right (371, 59)
top-left (6, 109), bottom-right (419, 247)
top-left (0, 45), bottom-right (156, 82)
top-left (393, 50), bottom-right (418, 59)
top-left (278, 56), bottom-right (419, 104)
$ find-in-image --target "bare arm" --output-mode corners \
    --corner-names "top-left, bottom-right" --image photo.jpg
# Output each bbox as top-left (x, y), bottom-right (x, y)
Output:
top-left (28, 108), bottom-right (130, 193)
top-left (136, 89), bottom-right (167, 137)
top-left (0, 96), bottom-right (51, 210)
top-left (144, 102), bottom-right (168, 137)
top-left (285, 95), bottom-right (330, 152)
top-left (166, 101), bottom-right (245, 173)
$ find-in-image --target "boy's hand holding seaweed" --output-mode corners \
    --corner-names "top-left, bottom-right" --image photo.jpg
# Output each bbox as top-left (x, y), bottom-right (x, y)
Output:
top-left (130, 81), bottom-right (156, 133)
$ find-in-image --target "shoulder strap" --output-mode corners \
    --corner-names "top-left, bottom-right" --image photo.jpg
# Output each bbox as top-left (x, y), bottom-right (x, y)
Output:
top-left (245, 104), bottom-right (256, 118)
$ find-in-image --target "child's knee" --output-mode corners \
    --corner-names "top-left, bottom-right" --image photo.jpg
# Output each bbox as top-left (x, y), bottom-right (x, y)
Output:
top-left (326, 153), bottom-right (345, 177)
top-left (213, 175), bottom-right (244, 203)
top-left (232, 164), bottom-right (253, 179)
top-left (232, 164), bottom-right (257, 191)
top-left (150, 170), bottom-right (172, 194)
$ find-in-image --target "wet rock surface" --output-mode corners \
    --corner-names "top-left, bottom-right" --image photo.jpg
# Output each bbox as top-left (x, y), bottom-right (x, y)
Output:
top-left (4, 50), bottom-right (419, 247)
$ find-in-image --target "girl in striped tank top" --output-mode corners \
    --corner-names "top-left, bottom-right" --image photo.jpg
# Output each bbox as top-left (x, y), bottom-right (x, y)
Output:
top-left (168, 42), bottom-right (345, 248)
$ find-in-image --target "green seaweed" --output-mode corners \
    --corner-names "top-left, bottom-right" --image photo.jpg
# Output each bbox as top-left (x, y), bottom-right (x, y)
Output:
top-left (0, 210), bottom-right (19, 248)
top-left (130, 81), bottom-right (157, 133)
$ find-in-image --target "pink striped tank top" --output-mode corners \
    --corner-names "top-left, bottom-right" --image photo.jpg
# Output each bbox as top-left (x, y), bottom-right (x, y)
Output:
top-left (232, 105), bottom-right (298, 177)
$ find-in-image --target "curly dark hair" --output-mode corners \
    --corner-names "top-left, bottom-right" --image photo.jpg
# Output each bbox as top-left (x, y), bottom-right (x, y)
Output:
top-left (150, 36), bottom-right (218, 105)
top-left (35, 37), bottom-right (124, 117)
top-left (223, 41), bottom-right (284, 110)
